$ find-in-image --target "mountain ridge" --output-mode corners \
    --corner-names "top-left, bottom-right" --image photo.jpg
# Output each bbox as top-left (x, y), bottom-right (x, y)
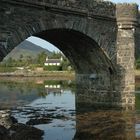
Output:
top-left (4, 40), bottom-right (52, 60)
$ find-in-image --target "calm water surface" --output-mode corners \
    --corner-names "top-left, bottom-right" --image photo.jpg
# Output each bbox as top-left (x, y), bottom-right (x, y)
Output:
top-left (0, 78), bottom-right (140, 140)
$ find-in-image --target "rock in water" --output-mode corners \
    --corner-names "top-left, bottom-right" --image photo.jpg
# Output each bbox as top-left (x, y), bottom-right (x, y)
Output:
top-left (0, 110), bottom-right (14, 128)
top-left (26, 118), bottom-right (52, 125)
top-left (10, 123), bottom-right (44, 140)
top-left (0, 125), bottom-right (10, 140)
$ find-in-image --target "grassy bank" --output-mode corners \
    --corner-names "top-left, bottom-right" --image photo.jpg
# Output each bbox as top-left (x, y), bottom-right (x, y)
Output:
top-left (0, 71), bottom-right (75, 79)
top-left (135, 70), bottom-right (140, 77)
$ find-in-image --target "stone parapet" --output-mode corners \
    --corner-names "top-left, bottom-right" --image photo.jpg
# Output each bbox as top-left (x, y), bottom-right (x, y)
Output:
top-left (1, 0), bottom-right (116, 18)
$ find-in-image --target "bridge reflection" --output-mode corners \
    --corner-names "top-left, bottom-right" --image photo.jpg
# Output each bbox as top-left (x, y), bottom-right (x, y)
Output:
top-left (74, 98), bottom-right (137, 140)
top-left (74, 105), bottom-right (136, 140)
top-left (74, 85), bottom-right (137, 140)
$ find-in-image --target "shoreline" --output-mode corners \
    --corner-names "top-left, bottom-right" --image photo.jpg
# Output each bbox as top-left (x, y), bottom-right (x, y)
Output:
top-left (0, 71), bottom-right (75, 81)
top-left (135, 70), bottom-right (140, 77)
top-left (0, 70), bottom-right (140, 80)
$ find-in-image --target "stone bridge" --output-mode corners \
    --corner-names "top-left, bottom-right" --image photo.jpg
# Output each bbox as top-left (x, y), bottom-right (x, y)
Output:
top-left (0, 0), bottom-right (139, 107)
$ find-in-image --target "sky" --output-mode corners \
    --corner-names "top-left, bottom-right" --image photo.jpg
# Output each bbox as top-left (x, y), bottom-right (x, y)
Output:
top-left (111, 0), bottom-right (139, 5)
top-left (27, 0), bottom-right (139, 52)
top-left (26, 36), bottom-right (60, 52)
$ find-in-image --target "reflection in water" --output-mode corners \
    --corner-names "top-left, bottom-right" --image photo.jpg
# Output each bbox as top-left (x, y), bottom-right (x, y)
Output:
top-left (0, 79), bottom-right (76, 140)
top-left (74, 109), bottom-right (135, 140)
top-left (0, 79), bottom-right (140, 140)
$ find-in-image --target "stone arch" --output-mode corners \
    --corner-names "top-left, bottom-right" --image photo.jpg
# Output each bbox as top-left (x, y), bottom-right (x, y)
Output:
top-left (2, 25), bottom-right (116, 90)
top-left (1, 20), bottom-right (116, 89)
top-left (0, 0), bottom-right (117, 91)
top-left (1, 15), bottom-right (117, 73)
top-left (0, 0), bottom-right (117, 66)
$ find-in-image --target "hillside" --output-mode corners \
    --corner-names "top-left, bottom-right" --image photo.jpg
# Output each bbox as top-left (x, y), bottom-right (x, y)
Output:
top-left (3, 40), bottom-right (51, 60)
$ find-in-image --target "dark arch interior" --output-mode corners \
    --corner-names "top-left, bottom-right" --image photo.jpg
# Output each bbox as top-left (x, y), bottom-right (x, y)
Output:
top-left (34, 29), bottom-right (114, 74)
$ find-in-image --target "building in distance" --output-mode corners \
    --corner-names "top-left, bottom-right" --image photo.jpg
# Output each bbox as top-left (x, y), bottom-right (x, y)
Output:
top-left (44, 57), bottom-right (63, 66)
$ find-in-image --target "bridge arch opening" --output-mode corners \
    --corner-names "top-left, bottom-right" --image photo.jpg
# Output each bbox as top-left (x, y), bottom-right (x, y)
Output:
top-left (31, 28), bottom-right (116, 91)
top-left (33, 29), bottom-right (115, 75)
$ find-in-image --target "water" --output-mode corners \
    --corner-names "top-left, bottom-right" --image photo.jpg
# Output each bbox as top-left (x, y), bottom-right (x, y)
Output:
top-left (0, 79), bottom-right (76, 140)
top-left (13, 90), bottom-right (76, 140)
top-left (0, 78), bottom-right (140, 139)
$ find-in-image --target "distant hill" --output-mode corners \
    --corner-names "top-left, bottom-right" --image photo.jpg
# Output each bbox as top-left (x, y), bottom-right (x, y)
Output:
top-left (3, 40), bottom-right (52, 60)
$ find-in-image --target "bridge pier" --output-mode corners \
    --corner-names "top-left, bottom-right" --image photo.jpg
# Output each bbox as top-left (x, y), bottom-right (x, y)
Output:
top-left (76, 4), bottom-right (138, 108)
top-left (75, 73), bottom-right (120, 108)
top-left (116, 4), bottom-right (138, 106)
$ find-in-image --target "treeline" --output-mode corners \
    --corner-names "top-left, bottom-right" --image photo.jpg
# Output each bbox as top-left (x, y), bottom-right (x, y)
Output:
top-left (136, 58), bottom-right (140, 69)
top-left (0, 51), bottom-right (73, 72)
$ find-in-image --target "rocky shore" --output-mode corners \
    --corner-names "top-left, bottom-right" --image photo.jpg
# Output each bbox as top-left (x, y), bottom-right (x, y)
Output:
top-left (0, 106), bottom-right (75, 140)
top-left (0, 110), bottom-right (44, 140)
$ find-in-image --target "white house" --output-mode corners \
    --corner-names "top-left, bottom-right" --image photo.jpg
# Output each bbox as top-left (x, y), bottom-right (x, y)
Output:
top-left (44, 57), bottom-right (63, 66)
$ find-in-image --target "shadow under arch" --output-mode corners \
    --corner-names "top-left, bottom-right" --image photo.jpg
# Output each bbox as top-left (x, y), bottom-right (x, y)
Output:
top-left (34, 28), bottom-right (115, 75)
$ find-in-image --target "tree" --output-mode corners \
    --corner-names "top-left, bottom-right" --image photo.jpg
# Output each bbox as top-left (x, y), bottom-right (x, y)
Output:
top-left (37, 51), bottom-right (47, 66)
top-left (61, 57), bottom-right (72, 71)
top-left (26, 55), bottom-right (33, 65)
top-left (19, 54), bottom-right (23, 62)
top-left (50, 51), bottom-right (62, 59)
top-left (6, 57), bottom-right (14, 67)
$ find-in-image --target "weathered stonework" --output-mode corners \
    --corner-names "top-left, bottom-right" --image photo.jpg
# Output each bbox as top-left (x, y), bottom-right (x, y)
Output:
top-left (116, 4), bottom-right (138, 106)
top-left (0, 0), bottom-right (139, 107)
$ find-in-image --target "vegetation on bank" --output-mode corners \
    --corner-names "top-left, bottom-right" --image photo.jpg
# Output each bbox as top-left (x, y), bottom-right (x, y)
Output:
top-left (2, 50), bottom-right (140, 75)
top-left (136, 59), bottom-right (140, 70)
top-left (0, 67), bottom-right (17, 72)
top-left (136, 93), bottom-right (140, 109)
top-left (0, 51), bottom-right (74, 73)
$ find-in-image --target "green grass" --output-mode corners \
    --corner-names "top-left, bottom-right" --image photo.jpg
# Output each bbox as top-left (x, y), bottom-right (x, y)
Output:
top-left (43, 66), bottom-right (62, 71)
top-left (0, 67), bottom-right (16, 72)
top-left (136, 93), bottom-right (140, 110)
